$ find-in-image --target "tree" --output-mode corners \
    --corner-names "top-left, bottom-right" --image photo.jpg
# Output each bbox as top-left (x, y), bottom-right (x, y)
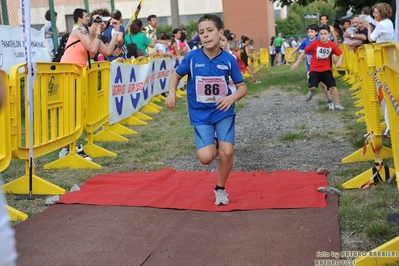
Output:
top-left (270, 0), bottom-right (395, 14)
top-left (276, 2), bottom-right (342, 35)
top-left (275, 12), bottom-right (303, 35)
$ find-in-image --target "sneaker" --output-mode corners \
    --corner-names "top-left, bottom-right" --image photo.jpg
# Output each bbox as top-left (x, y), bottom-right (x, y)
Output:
top-left (305, 91), bottom-right (316, 102)
top-left (76, 144), bottom-right (92, 161)
top-left (59, 148), bottom-right (69, 159)
top-left (214, 189), bottom-right (229, 205)
top-left (253, 80), bottom-right (261, 84)
top-left (335, 105), bottom-right (345, 111)
top-left (328, 102), bottom-right (335, 110)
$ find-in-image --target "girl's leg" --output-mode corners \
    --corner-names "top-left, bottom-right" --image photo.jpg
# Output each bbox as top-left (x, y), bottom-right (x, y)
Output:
top-left (216, 141), bottom-right (234, 187)
top-left (215, 116), bottom-right (235, 188)
top-left (194, 125), bottom-right (218, 165)
top-left (329, 86), bottom-right (340, 106)
top-left (246, 66), bottom-right (256, 82)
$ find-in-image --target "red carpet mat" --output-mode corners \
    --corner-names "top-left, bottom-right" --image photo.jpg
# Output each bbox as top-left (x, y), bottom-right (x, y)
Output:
top-left (58, 168), bottom-right (328, 211)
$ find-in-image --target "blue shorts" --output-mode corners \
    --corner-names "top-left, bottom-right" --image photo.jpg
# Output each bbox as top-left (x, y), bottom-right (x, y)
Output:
top-left (193, 116), bottom-right (235, 150)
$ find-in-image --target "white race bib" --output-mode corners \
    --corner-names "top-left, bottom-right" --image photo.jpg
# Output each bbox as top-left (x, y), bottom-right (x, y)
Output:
top-left (195, 76), bottom-right (228, 103)
top-left (316, 47), bottom-right (332, 59)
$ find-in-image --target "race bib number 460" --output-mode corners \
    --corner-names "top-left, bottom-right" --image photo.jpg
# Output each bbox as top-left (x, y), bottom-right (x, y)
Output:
top-left (195, 76), bottom-right (228, 103)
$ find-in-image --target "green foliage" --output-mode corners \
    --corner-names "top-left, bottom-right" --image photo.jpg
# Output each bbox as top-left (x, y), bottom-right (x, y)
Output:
top-left (270, 0), bottom-right (394, 15)
top-left (155, 24), bottom-right (172, 38)
top-left (275, 2), bottom-right (342, 35)
top-left (156, 21), bottom-right (198, 39)
top-left (275, 12), bottom-right (303, 35)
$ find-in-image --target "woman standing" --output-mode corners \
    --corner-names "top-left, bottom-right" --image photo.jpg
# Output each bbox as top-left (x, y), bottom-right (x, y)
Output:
top-left (124, 19), bottom-right (155, 56)
top-left (269, 36), bottom-right (276, 67)
top-left (367, 3), bottom-right (394, 43)
top-left (240, 36), bottom-right (261, 84)
top-left (366, 2), bottom-right (394, 137)
top-left (61, 11), bottom-right (122, 67)
top-left (171, 28), bottom-right (188, 56)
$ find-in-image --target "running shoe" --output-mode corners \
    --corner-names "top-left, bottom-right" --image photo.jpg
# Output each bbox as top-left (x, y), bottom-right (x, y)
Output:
top-left (335, 105), bottom-right (345, 111)
top-left (214, 189), bottom-right (229, 205)
top-left (305, 91), bottom-right (316, 102)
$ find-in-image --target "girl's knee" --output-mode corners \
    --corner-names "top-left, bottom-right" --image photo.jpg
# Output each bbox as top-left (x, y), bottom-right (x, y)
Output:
top-left (197, 149), bottom-right (217, 165)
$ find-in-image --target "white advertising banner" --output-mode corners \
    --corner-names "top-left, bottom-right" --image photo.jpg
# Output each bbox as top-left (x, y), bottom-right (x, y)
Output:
top-left (0, 25), bottom-right (51, 74)
top-left (109, 57), bottom-right (184, 124)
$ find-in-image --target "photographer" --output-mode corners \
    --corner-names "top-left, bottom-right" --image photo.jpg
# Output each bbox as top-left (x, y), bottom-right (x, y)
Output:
top-left (59, 8), bottom-right (123, 161)
top-left (60, 8), bottom-right (123, 67)
top-left (102, 9), bottom-right (126, 61)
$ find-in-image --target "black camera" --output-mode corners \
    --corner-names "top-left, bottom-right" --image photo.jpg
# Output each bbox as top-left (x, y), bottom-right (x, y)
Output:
top-left (148, 29), bottom-right (153, 34)
top-left (93, 16), bottom-right (111, 23)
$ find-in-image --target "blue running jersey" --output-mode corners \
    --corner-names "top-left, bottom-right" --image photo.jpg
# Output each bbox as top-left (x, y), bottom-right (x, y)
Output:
top-left (176, 48), bottom-right (244, 126)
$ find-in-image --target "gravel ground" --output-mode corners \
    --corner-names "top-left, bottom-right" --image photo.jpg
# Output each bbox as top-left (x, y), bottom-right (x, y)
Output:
top-left (166, 86), bottom-right (363, 251)
top-left (167, 87), bottom-right (355, 176)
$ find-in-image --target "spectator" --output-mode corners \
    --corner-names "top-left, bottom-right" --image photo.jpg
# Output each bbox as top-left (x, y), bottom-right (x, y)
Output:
top-left (144, 15), bottom-right (157, 55)
top-left (319, 14), bottom-right (338, 44)
top-left (367, 3), bottom-right (394, 43)
top-left (240, 36), bottom-right (261, 84)
top-left (192, 35), bottom-right (201, 50)
top-left (343, 16), bottom-right (359, 45)
top-left (171, 28), bottom-right (188, 56)
top-left (229, 32), bottom-right (240, 54)
top-left (366, 2), bottom-right (394, 136)
top-left (102, 9), bottom-right (125, 61)
top-left (72, 8), bottom-right (89, 30)
top-left (291, 37), bottom-right (298, 48)
top-left (179, 32), bottom-right (189, 53)
top-left (269, 36), bottom-right (276, 66)
top-left (282, 37), bottom-right (290, 64)
top-left (187, 31), bottom-right (198, 49)
top-left (156, 33), bottom-right (173, 57)
top-left (361, 6), bottom-right (375, 26)
top-left (59, 8), bottom-right (123, 160)
top-left (343, 15), bottom-right (370, 51)
top-left (124, 19), bottom-right (156, 56)
top-left (44, 9), bottom-right (61, 56)
top-left (333, 19), bottom-right (343, 44)
top-left (180, 28), bottom-right (191, 52)
top-left (274, 33), bottom-right (284, 65)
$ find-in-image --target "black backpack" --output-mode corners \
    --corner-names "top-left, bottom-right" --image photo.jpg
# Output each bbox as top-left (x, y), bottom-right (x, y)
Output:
top-left (52, 25), bottom-right (89, 62)
top-left (52, 32), bottom-right (80, 62)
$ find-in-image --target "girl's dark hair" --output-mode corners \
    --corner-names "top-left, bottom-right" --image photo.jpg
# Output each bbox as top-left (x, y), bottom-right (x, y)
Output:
top-left (126, 43), bottom-right (139, 58)
top-left (198, 14), bottom-right (223, 30)
top-left (270, 36), bottom-right (275, 46)
top-left (172, 28), bottom-right (180, 36)
top-left (319, 24), bottom-right (330, 33)
top-left (45, 10), bottom-right (57, 21)
top-left (160, 33), bottom-right (170, 41)
top-left (223, 31), bottom-right (232, 41)
top-left (129, 19), bottom-right (143, 35)
top-left (180, 32), bottom-right (186, 42)
top-left (307, 24), bottom-right (319, 32)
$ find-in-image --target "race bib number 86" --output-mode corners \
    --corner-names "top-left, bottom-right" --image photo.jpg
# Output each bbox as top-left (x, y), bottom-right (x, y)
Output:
top-left (195, 76), bottom-right (228, 103)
